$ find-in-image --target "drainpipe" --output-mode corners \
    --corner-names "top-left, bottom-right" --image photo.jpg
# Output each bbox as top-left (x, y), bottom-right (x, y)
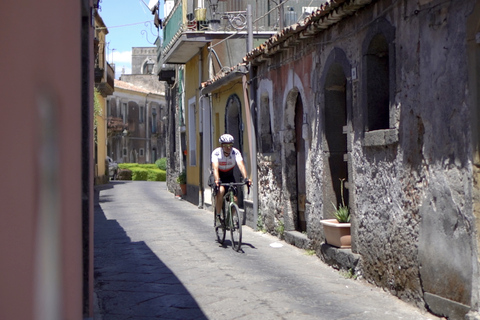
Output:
top-left (145, 93), bottom-right (151, 163)
top-left (245, 4), bottom-right (258, 230)
top-left (198, 50), bottom-right (204, 209)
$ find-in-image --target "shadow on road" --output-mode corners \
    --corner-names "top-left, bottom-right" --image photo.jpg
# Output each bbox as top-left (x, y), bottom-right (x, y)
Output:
top-left (94, 188), bottom-right (207, 320)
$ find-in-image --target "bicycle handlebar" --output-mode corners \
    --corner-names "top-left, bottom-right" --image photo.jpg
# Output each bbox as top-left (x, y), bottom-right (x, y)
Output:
top-left (217, 181), bottom-right (251, 194)
top-left (218, 182), bottom-right (248, 186)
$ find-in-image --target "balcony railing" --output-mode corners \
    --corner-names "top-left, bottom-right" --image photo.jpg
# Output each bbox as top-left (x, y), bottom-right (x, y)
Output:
top-left (160, 0), bottom-right (323, 65)
top-left (162, 2), bottom-right (183, 51)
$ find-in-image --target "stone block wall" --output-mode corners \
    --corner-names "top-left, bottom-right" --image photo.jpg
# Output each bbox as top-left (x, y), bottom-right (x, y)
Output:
top-left (251, 0), bottom-right (480, 317)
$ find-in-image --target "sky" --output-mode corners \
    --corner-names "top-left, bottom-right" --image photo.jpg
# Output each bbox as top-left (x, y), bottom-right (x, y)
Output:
top-left (98, 0), bottom-right (164, 78)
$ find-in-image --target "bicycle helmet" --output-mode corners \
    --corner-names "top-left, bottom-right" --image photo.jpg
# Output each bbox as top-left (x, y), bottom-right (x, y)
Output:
top-left (219, 134), bottom-right (234, 144)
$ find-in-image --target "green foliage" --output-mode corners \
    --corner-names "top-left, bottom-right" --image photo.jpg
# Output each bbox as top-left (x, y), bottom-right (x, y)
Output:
top-left (275, 218), bottom-right (285, 237)
top-left (340, 268), bottom-right (357, 280)
top-left (132, 168), bottom-right (148, 181)
top-left (332, 178), bottom-right (350, 223)
top-left (93, 87), bottom-right (103, 144)
top-left (332, 204), bottom-right (350, 223)
top-left (257, 211), bottom-right (266, 233)
top-left (147, 169), bottom-right (166, 181)
top-left (155, 158), bottom-right (167, 170)
top-left (117, 163), bottom-right (166, 181)
top-left (176, 170), bottom-right (186, 184)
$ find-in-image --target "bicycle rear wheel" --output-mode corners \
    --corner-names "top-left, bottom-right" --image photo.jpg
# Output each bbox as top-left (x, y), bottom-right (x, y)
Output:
top-left (229, 203), bottom-right (242, 251)
top-left (215, 206), bottom-right (226, 244)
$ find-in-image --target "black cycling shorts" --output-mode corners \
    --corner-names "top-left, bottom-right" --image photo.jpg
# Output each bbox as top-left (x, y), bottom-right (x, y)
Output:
top-left (219, 169), bottom-right (235, 184)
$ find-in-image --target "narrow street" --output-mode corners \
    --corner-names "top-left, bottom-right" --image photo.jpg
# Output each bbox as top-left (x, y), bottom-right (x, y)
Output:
top-left (94, 181), bottom-right (441, 320)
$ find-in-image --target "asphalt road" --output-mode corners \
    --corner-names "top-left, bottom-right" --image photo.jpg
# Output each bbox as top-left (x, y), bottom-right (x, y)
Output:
top-left (94, 181), bottom-right (442, 320)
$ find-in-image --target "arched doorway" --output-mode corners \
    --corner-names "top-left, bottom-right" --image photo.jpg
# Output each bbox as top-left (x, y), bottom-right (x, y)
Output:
top-left (283, 88), bottom-right (305, 232)
top-left (324, 63), bottom-right (348, 218)
top-left (295, 94), bottom-right (307, 232)
top-left (225, 94), bottom-right (244, 207)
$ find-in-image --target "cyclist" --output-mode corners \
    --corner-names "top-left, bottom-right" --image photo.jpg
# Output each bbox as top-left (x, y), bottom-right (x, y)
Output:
top-left (211, 134), bottom-right (251, 223)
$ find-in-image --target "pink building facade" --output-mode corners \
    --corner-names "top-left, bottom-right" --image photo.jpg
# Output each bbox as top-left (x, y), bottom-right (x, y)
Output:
top-left (0, 0), bottom-right (95, 319)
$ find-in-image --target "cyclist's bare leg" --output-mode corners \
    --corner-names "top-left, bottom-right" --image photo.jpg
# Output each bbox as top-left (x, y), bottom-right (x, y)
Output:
top-left (215, 186), bottom-right (226, 217)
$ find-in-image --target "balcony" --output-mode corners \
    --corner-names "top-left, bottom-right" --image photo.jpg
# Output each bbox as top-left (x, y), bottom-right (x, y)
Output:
top-left (95, 62), bottom-right (115, 97)
top-left (107, 117), bottom-right (128, 136)
top-left (160, 1), bottom-right (283, 65)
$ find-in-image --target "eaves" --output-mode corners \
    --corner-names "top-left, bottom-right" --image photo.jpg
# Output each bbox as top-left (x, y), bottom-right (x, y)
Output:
top-left (201, 64), bottom-right (248, 95)
top-left (244, 0), bottom-right (373, 64)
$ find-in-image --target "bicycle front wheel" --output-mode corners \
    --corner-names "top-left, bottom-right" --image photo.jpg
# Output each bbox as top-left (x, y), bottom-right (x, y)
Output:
top-left (229, 203), bottom-right (242, 251)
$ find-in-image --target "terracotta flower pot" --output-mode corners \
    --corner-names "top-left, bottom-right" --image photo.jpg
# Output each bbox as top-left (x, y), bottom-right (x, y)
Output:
top-left (180, 184), bottom-right (187, 195)
top-left (320, 219), bottom-right (351, 249)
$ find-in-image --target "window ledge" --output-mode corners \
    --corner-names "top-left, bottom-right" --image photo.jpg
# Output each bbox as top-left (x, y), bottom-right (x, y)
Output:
top-left (363, 128), bottom-right (398, 147)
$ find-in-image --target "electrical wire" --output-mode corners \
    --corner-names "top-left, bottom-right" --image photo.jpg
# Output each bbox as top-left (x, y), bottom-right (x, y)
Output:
top-left (96, 20), bottom-right (152, 30)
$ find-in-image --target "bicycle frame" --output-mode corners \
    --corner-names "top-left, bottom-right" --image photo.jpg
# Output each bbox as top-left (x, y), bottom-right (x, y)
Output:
top-left (214, 182), bottom-right (249, 251)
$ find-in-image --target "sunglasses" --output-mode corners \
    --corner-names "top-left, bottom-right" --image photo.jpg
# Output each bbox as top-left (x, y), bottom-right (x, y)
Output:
top-left (222, 143), bottom-right (233, 148)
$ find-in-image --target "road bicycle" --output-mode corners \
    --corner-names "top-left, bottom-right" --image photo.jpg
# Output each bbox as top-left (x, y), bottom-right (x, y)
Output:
top-left (214, 181), bottom-right (249, 251)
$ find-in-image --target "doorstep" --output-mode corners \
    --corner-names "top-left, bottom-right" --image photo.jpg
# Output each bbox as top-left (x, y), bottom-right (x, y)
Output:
top-left (320, 243), bottom-right (360, 271)
top-left (284, 231), bottom-right (311, 249)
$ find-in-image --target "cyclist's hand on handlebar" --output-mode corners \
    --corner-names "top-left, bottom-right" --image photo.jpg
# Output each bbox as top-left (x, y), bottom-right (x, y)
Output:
top-left (244, 178), bottom-right (251, 187)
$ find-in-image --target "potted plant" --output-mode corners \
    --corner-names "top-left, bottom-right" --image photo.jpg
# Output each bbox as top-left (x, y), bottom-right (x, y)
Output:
top-left (320, 178), bottom-right (351, 248)
top-left (177, 170), bottom-right (187, 195)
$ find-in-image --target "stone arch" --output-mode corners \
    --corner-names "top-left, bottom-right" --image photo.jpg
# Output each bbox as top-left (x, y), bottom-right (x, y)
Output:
top-left (142, 58), bottom-right (155, 75)
top-left (319, 47), bottom-right (353, 236)
top-left (224, 93), bottom-right (243, 152)
top-left (362, 17), bottom-right (396, 131)
top-left (282, 87), bottom-right (307, 231)
top-left (224, 93), bottom-right (244, 206)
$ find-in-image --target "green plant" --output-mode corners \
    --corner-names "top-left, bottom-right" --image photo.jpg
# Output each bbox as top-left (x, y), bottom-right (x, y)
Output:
top-left (155, 158), bottom-right (167, 170)
top-left (177, 170), bottom-right (186, 184)
top-left (93, 87), bottom-right (102, 144)
top-left (331, 178), bottom-right (350, 223)
top-left (340, 268), bottom-right (357, 280)
top-left (148, 169), bottom-right (166, 181)
top-left (132, 168), bottom-right (148, 181)
top-left (305, 249), bottom-right (316, 256)
top-left (275, 218), bottom-right (285, 237)
top-left (117, 163), bottom-right (166, 181)
top-left (257, 212), bottom-right (266, 233)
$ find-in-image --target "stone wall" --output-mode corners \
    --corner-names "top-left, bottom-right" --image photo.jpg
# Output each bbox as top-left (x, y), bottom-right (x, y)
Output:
top-left (252, 0), bottom-right (480, 316)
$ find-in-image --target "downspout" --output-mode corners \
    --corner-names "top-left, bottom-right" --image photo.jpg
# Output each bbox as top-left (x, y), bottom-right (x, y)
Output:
top-left (198, 50), bottom-right (204, 209)
top-left (145, 93), bottom-right (151, 163)
top-left (244, 4), bottom-right (258, 229)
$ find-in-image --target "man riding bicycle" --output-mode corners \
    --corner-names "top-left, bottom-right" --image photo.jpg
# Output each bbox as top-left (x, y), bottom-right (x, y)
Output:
top-left (211, 134), bottom-right (251, 222)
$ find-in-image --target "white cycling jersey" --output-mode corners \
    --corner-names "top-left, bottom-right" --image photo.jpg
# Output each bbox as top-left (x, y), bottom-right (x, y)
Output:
top-left (211, 147), bottom-right (243, 172)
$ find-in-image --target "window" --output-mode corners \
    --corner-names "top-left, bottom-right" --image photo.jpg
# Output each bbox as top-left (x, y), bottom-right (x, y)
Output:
top-left (143, 60), bottom-right (155, 74)
top-left (366, 33), bottom-right (390, 131)
top-left (188, 97), bottom-right (197, 166)
top-left (140, 106), bottom-right (144, 123)
top-left (361, 18), bottom-right (397, 147)
top-left (122, 103), bottom-right (127, 123)
top-left (139, 148), bottom-right (144, 157)
top-left (152, 107), bottom-right (157, 133)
